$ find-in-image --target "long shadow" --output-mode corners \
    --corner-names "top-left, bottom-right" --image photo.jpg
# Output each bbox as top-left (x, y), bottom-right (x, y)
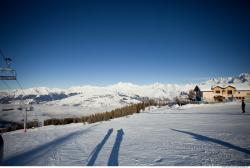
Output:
top-left (87, 128), bottom-right (113, 166)
top-left (171, 128), bottom-right (250, 155)
top-left (3, 124), bottom-right (99, 166)
top-left (108, 129), bottom-right (124, 166)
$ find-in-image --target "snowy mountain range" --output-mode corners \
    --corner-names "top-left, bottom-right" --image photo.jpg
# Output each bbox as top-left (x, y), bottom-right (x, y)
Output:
top-left (1, 73), bottom-right (250, 107)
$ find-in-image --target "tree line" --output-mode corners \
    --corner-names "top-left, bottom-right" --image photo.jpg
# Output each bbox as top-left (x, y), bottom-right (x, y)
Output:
top-left (0, 120), bottom-right (39, 133)
top-left (0, 99), bottom-right (167, 133)
top-left (44, 99), bottom-right (166, 126)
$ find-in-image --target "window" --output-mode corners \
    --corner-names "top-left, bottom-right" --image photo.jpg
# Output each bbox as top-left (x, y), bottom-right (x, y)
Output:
top-left (215, 91), bottom-right (220, 94)
top-left (227, 90), bottom-right (232, 95)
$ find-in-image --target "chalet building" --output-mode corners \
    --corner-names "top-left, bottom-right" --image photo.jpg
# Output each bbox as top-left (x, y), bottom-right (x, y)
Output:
top-left (194, 85), bottom-right (250, 102)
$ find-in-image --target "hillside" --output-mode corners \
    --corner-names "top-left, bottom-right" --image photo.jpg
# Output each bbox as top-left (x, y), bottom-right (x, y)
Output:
top-left (0, 73), bottom-right (250, 124)
top-left (1, 73), bottom-right (250, 105)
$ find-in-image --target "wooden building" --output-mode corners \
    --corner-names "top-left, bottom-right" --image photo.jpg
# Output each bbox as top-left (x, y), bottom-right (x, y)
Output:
top-left (194, 85), bottom-right (250, 102)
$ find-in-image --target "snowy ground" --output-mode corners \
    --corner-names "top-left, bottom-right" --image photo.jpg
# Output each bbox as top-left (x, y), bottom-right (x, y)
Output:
top-left (2, 102), bottom-right (250, 166)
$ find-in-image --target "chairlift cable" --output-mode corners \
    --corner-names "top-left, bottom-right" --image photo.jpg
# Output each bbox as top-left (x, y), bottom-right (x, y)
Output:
top-left (0, 49), bottom-right (38, 131)
top-left (0, 49), bottom-right (9, 67)
top-left (16, 72), bottom-right (38, 125)
top-left (1, 50), bottom-right (26, 118)
top-left (1, 80), bottom-right (11, 90)
top-left (0, 49), bottom-right (6, 62)
top-left (15, 77), bottom-right (24, 94)
top-left (14, 75), bottom-right (26, 111)
top-left (0, 49), bottom-right (16, 80)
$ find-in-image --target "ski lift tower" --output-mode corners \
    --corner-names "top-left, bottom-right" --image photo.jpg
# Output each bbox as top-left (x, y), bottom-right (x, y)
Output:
top-left (0, 50), bottom-right (27, 132)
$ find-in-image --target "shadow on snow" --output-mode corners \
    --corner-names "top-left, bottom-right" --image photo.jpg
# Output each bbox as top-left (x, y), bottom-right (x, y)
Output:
top-left (87, 128), bottom-right (113, 166)
top-left (171, 128), bottom-right (250, 155)
top-left (108, 129), bottom-right (124, 166)
top-left (3, 124), bottom-right (99, 166)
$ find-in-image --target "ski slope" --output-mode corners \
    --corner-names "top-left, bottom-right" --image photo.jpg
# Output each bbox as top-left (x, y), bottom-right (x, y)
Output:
top-left (2, 102), bottom-right (250, 166)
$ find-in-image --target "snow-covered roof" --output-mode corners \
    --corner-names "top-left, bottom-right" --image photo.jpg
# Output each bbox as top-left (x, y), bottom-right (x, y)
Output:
top-left (196, 84), bottom-right (250, 92)
top-left (196, 85), bottom-right (212, 92)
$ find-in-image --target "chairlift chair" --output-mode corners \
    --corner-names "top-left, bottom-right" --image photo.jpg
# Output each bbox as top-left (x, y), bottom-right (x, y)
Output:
top-left (0, 55), bottom-right (17, 80)
top-left (0, 51), bottom-right (32, 132)
top-left (0, 67), bottom-right (16, 80)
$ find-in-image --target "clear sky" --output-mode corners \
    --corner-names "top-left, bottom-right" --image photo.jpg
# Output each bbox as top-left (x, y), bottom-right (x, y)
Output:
top-left (0, 0), bottom-right (249, 89)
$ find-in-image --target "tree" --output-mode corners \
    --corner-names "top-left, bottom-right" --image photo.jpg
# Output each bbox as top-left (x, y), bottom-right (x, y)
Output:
top-left (188, 90), bottom-right (196, 101)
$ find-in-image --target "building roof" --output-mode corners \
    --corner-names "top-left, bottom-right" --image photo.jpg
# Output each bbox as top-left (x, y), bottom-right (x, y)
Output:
top-left (212, 86), bottom-right (224, 89)
top-left (212, 85), bottom-right (236, 90)
top-left (195, 84), bottom-right (250, 92)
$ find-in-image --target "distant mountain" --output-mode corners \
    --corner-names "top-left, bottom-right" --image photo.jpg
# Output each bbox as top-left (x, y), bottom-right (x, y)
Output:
top-left (1, 73), bottom-right (250, 107)
top-left (198, 73), bottom-right (250, 91)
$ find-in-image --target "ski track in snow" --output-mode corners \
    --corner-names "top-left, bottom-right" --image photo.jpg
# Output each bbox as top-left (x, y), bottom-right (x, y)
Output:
top-left (2, 102), bottom-right (250, 166)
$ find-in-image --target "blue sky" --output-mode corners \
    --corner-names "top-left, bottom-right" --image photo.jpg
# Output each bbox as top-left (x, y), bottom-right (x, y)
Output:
top-left (0, 0), bottom-right (249, 89)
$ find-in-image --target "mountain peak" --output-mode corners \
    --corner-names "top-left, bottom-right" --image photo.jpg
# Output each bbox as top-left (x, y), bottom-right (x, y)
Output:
top-left (112, 82), bottom-right (139, 88)
top-left (1, 73), bottom-right (249, 105)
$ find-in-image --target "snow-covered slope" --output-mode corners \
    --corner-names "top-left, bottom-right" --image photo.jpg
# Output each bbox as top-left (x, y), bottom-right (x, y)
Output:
top-left (198, 73), bottom-right (250, 91)
top-left (1, 73), bottom-right (250, 107)
top-left (2, 102), bottom-right (250, 166)
top-left (12, 87), bottom-right (66, 97)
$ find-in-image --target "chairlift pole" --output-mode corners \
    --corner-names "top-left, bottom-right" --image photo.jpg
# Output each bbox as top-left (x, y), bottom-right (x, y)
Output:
top-left (24, 108), bottom-right (28, 132)
top-left (0, 49), bottom-right (28, 133)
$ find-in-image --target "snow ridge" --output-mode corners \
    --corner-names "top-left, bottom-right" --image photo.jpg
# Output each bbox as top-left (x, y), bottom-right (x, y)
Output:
top-left (1, 73), bottom-right (250, 107)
